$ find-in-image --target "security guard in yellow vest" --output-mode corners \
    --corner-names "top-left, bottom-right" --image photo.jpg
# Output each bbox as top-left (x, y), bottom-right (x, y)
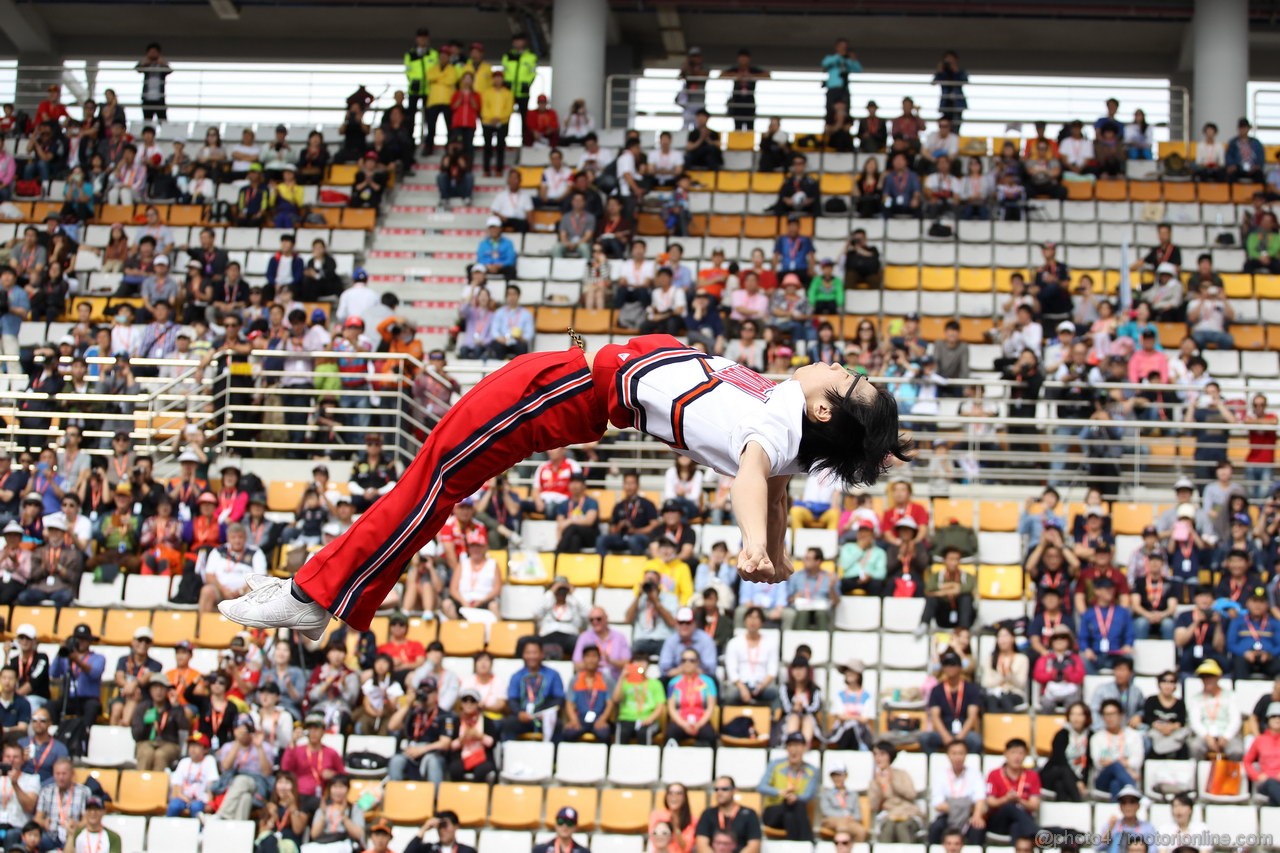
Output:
top-left (404, 28), bottom-right (438, 134)
top-left (501, 33), bottom-right (538, 145)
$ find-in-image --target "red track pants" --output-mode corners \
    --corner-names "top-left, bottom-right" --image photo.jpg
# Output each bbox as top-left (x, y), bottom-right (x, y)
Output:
top-left (295, 335), bottom-right (685, 629)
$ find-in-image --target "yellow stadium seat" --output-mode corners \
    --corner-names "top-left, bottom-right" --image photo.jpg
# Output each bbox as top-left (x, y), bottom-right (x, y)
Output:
top-left (556, 553), bottom-right (602, 587)
top-left (506, 552), bottom-right (556, 585)
top-left (59, 608), bottom-right (105, 638)
top-left (983, 714), bottom-right (1030, 754)
top-left (488, 550), bottom-right (509, 578)
top-left (490, 784), bottom-right (543, 829)
top-left (574, 308), bottom-right (612, 334)
top-left (1064, 182), bottom-right (1094, 201)
top-left (98, 205), bottom-right (136, 224)
top-left (439, 620), bottom-right (486, 656)
top-left (546, 787), bottom-right (598, 830)
top-left (719, 706), bottom-right (771, 747)
top-left (169, 205), bottom-right (206, 226)
top-left (1198, 183), bottom-right (1230, 204)
top-left (9, 607), bottom-right (57, 642)
top-left (267, 480), bottom-right (305, 512)
top-left (529, 209), bottom-right (562, 231)
top-left (1129, 182), bottom-right (1161, 202)
top-left (978, 500), bottom-right (1021, 532)
top-left (1158, 141), bottom-right (1194, 159)
top-left (1095, 180), bottom-right (1128, 201)
top-left (1034, 714), bottom-right (1066, 756)
top-left (405, 617), bottom-right (438, 647)
top-left (882, 266), bottom-right (918, 290)
top-left (734, 791), bottom-right (763, 813)
top-left (600, 788), bottom-right (652, 833)
top-left (437, 782), bottom-right (489, 827)
top-left (819, 174), bottom-right (854, 196)
top-left (326, 164), bottom-right (359, 184)
top-left (726, 131), bottom-right (756, 151)
top-left (383, 781), bottom-right (436, 824)
top-left (1111, 503), bottom-right (1155, 535)
top-left (75, 768), bottom-right (120, 799)
top-left (743, 215), bottom-right (780, 239)
top-left (488, 621), bottom-right (533, 657)
top-left (709, 215), bottom-right (744, 238)
top-left (750, 173), bottom-right (783, 194)
top-left (932, 498), bottom-right (974, 527)
top-left (347, 778), bottom-right (380, 807)
top-left (151, 611), bottom-right (199, 648)
top-left (685, 171), bottom-right (716, 188)
top-left (958, 137), bottom-right (989, 157)
top-left (115, 770), bottom-right (169, 815)
top-left (102, 609), bottom-right (152, 646)
top-left (957, 268), bottom-right (995, 292)
top-left (196, 614), bottom-right (244, 649)
top-left (977, 565), bottom-right (1024, 601)
top-left (536, 306), bottom-right (574, 333)
top-left (994, 268), bottom-right (1028, 293)
top-left (1255, 276), bottom-right (1280, 299)
top-left (340, 208), bottom-right (377, 230)
top-left (1233, 183), bottom-right (1259, 204)
top-left (1163, 183), bottom-right (1196, 204)
top-left (1222, 274), bottom-right (1253, 298)
top-left (717, 172), bottom-right (750, 193)
top-left (920, 267), bottom-right (957, 292)
top-left (602, 554), bottom-right (647, 588)
top-left (517, 166), bottom-right (542, 189)
top-left (1235, 325), bottom-right (1265, 350)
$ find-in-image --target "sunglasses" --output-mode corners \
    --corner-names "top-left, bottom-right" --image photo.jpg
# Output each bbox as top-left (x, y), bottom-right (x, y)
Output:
top-left (589, 617), bottom-right (605, 623)
top-left (555, 819), bottom-right (576, 827)
top-left (842, 371), bottom-right (864, 405)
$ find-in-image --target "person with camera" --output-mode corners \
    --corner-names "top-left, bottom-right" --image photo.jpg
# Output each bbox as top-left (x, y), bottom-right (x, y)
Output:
top-left (132, 677), bottom-right (185, 772)
top-left (387, 677), bottom-right (455, 783)
top-left (305, 639), bottom-right (360, 732)
top-left (48, 625), bottom-right (103, 757)
top-left (107, 626), bottom-right (162, 727)
top-left (626, 569), bottom-right (679, 658)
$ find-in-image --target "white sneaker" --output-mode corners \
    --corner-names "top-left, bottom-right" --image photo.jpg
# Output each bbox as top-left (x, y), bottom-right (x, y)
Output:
top-left (218, 576), bottom-right (332, 641)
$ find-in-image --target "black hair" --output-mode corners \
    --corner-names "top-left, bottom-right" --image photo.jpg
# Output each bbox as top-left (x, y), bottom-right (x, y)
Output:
top-left (1005, 737), bottom-right (1029, 751)
top-left (798, 383), bottom-right (912, 487)
top-left (1100, 698), bottom-right (1123, 715)
top-left (435, 810), bottom-right (459, 826)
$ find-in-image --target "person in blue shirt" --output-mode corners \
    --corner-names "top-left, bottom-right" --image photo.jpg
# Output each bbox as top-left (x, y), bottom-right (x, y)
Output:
top-left (19, 706), bottom-right (67, 783)
top-left (658, 608), bottom-right (718, 679)
top-left (881, 151), bottom-right (922, 219)
top-left (737, 576), bottom-right (789, 627)
top-left (552, 473), bottom-right (599, 554)
top-left (1015, 487), bottom-right (1066, 552)
top-left (772, 215), bottom-right (815, 278)
top-left (1227, 117), bottom-right (1266, 183)
top-left (1227, 588), bottom-right (1280, 680)
top-left (49, 624), bottom-right (106, 756)
top-left (555, 644), bottom-right (614, 743)
top-left (820, 38), bottom-right (862, 120)
top-left (1078, 578), bottom-right (1135, 674)
top-left (499, 637), bottom-right (563, 742)
top-left (486, 284), bottom-right (534, 360)
top-left (476, 218), bottom-right (518, 280)
top-left (931, 51), bottom-right (968, 129)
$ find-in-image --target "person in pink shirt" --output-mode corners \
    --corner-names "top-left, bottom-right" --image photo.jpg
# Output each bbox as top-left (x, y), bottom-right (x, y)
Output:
top-left (1126, 328), bottom-right (1169, 384)
top-left (1245, 701), bottom-right (1280, 805)
top-left (729, 271), bottom-right (770, 324)
top-left (572, 607), bottom-right (631, 681)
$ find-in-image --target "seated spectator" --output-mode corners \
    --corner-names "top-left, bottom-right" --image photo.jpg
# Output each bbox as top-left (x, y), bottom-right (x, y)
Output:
top-left (881, 151), bottom-right (922, 218)
top-left (442, 539), bottom-right (502, 620)
top-left (665, 646), bottom-right (717, 747)
top-left (378, 612), bottom-right (426, 680)
top-left (1024, 139), bottom-right (1064, 199)
top-left (553, 191), bottom-right (595, 258)
top-left (573, 606), bottom-right (630, 682)
top-left (208, 714), bottom-right (275, 821)
top-left (1089, 656), bottom-right (1144, 730)
top-left (786, 548), bottom-right (835, 631)
top-left (626, 570), bottom-right (678, 658)
top-left (16, 517), bottom-right (80, 608)
top-left (640, 267), bottom-right (687, 336)
top-left (1033, 625), bottom-right (1085, 713)
top-left (1186, 281), bottom-right (1235, 349)
top-left (476, 217), bottom-right (518, 280)
top-left (926, 739), bottom-right (985, 844)
top-left (1143, 670), bottom-right (1189, 760)
top-left (918, 546), bottom-right (977, 637)
top-left (306, 775), bottom-right (365, 847)
top-left (110, 626), bottom-right (162, 727)
top-left (684, 110), bottom-right (723, 171)
top-left (437, 142), bottom-right (474, 207)
top-left (62, 794), bottom-right (115, 853)
top-left (307, 638), bottom-right (360, 730)
top-left (984, 738), bottom-right (1040, 840)
top-left (448, 688), bottom-right (497, 782)
top-left (822, 660), bottom-right (873, 751)
top-left (867, 741), bottom-right (923, 843)
top-left (838, 520), bottom-right (885, 595)
top-left (556, 646), bottom-right (614, 745)
top-left (1079, 577), bottom-right (1134, 673)
top-left (253, 681), bottom-right (297, 748)
top-left (533, 576), bottom-right (588, 659)
top-left (500, 638), bottom-right (563, 742)
top-left (758, 732), bottom-right (818, 840)
top-left (387, 678), bottom-right (453, 783)
top-left (1040, 701), bottom-right (1092, 802)
top-left (771, 155), bottom-right (820, 217)
top-left (1173, 585), bottom-right (1227, 678)
top-left (406, 642), bottom-right (460, 712)
top-left (1130, 550), bottom-right (1177, 641)
top-left (492, 169), bottom-right (534, 232)
top-left (166, 732), bottom-right (217, 818)
top-left (1215, 547), bottom-right (1260, 606)
top-left (720, 606), bottom-right (779, 705)
top-left (1091, 698), bottom-right (1145, 797)
top-left (34, 758), bottom-right (88, 849)
top-left (920, 650), bottom-right (982, 755)
top-left (883, 518), bottom-right (928, 595)
top-left (280, 713), bottom-right (344, 809)
top-left (1097, 787), bottom-right (1155, 853)
top-left (981, 625), bottom-right (1028, 712)
top-left (1187, 659), bottom-right (1243, 760)
top-left (818, 770), bottom-right (865, 844)
top-left (1243, 701), bottom-right (1280, 807)
top-left (779, 657), bottom-right (822, 746)
top-left (659, 607), bottom-right (717, 679)
top-left (1227, 586), bottom-right (1280, 679)
top-left (597, 472), bottom-right (658, 556)
top-left (258, 642), bottom-right (306, 720)
top-left (196, 523), bottom-right (267, 614)
top-left (1227, 117), bottom-right (1265, 182)
top-left (724, 319), bottom-right (766, 372)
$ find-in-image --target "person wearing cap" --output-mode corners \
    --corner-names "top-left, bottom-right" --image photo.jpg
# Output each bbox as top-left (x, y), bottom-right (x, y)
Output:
top-left (757, 731), bottom-right (818, 840)
top-left (1213, 547), bottom-right (1261, 608)
top-left (1090, 697), bottom-right (1146, 798)
top-left (280, 712), bottom-right (346, 807)
top-left (1073, 527), bottom-right (1127, 611)
top-left (919, 650), bottom-right (982, 756)
top-left (1186, 659), bottom-right (1243, 760)
top-left (16, 517), bottom-right (81, 609)
top-left (530, 574), bottom-right (587, 658)
top-left (1226, 584), bottom-right (1280, 679)
top-left (166, 731), bottom-right (217, 818)
top-left (139, 250), bottom-right (179, 317)
top-left (1078, 577), bottom-right (1135, 674)
top-left (816, 759), bottom-right (865, 840)
top-left (529, 806), bottom-right (590, 853)
top-left (107, 625), bottom-right (162, 727)
top-left (214, 713), bottom-right (277, 820)
top-left (62, 791), bottom-right (118, 853)
top-left (1032, 624), bottom-right (1085, 713)
top-left (1095, 785), bottom-right (1155, 853)
top-left (436, 498), bottom-right (488, 579)
top-left (1129, 548), bottom-right (1178, 643)
top-left (476, 213), bottom-right (518, 279)
top-left (132, 670), bottom-right (185, 772)
top-left (167, 449), bottom-right (209, 517)
top-left (6, 622), bottom-right (48, 716)
top-left (196, 521), bottom-right (267, 614)
top-left (0, 520), bottom-right (31, 607)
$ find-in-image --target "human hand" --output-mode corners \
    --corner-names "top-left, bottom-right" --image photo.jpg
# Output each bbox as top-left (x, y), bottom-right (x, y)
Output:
top-left (738, 544), bottom-right (777, 582)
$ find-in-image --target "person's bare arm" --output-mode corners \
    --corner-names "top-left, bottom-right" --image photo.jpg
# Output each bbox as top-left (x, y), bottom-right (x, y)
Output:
top-left (733, 442), bottom-right (783, 582)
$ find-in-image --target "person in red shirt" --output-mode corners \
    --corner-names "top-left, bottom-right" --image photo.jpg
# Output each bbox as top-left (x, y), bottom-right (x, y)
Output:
top-left (881, 479), bottom-right (929, 546)
top-left (532, 447), bottom-right (580, 514)
top-left (449, 72), bottom-right (482, 152)
top-left (377, 611), bottom-right (426, 677)
top-left (279, 714), bottom-right (346, 809)
top-left (527, 95), bottom-right (560, 147)
top-left (984, 738), bottom-right (1041, 839)
top-left (1245, 701), bottom-right (1280, 805)
top-left (1245, 393), bottom-right (1277, 499)
top-left (437, 499), bottom-right (489, 574)
top-left (1073, 544), bottom-right (1130, 615)
top-left (34, 85), bottom-right (68, 128)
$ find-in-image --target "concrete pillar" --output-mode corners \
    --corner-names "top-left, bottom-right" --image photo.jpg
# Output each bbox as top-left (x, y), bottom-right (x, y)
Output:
top-left (1192, 0), bottom-right (1248, 134)
top-left (550, 0), bottom-right (608, 125)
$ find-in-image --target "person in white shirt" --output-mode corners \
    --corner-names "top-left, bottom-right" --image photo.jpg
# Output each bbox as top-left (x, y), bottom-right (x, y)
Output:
top-left (615, 138), bottom-right (645, 209)
top-left (166, 732), bottom-right (219, 818)
top-left (1000, 304), bottom-right (1043, 359)
top-left (491, 169), bottom-right (534, 233)
top-left (1090, 698), bottom-right (1146, 798)
top-left (923, 155), bottom-right (960, 216)
top-left (250, 682), bottom-right (296, 751)
top-left (197, 522), bottom-right (268, 613)
top-left (722, 606), bottom-right (780, 705)
top-left (1186, 659), bottom-right (1243, 760)
top-left (617, 240), bottom-right (655, 289)
top-left (539, 149), bottom-right (574, 207)
top-left (335, 269), bottom-right (380, 324)
top-left (647, 131), bottom-right (685, 187)
top-left (640, 267), bottom-right (687, 336)
top-left (576, 134), bottom-right (615, 177)
top-left (0, 743), bottom-right (38, 831)
top-left (229, 128), bottom-right (260, 175)
top-left (443, 539), bottom-right (503, 619)
top-left (921, 118), bottom-right (960, 165)
top-left (66, 796), bottom-right (117, 853)
top-left (1195, 122), bottom-right (1226, 182)
top-left (1156, 792), bottom-right (1211, 853)
top-left (926, 739), bottom-right (986, 845)
top-left (1059, 120), bottom-right (1094, 176)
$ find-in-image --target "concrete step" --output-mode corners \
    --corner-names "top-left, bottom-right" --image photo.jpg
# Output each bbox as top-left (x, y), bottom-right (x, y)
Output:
top-left (371, 233), bottom-right (478, 253)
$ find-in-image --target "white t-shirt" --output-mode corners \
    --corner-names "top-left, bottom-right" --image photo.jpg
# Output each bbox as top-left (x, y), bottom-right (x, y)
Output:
top-left (613, 350), bottom-right (807, 477)
top-left (618, 260), bottom-right (655, 288)
top-left (801, 467), bottom-right (840, 505)
top-left (1188, 297), bottom-right (1227, 333)
top-left (615, 151), bottom-right (639, 197)
top-left (723, 631), bottom-right (779, 686)
top-left (650, 147), bottom-right (685, 176)
top-left (172, 755), bottom-right (219, 803)
top-left (647, 285), bottom-right (686, 319)
top-left (0, 773), bottom-right (39, 827)
top-left (577, 147), bottom-right (614, 174)
top-left (206, 546), bottom-right (268, 593)
top-left (456, 556), bottom-right (500, 604)
top-left (924, 172), bottom-right (960, 198)
top-left (336, 284), bottom-right (381, 325)
top-left (1059, 137), bottom-right (1094, 169)
top-left (73, 829), bottom-right (112, 853)
top-left (541, 165), bottom-right (574, 200)
top-left (491, 189), bottom-right (534, 222)
top-left (230, 143), bottom-right (258, 173)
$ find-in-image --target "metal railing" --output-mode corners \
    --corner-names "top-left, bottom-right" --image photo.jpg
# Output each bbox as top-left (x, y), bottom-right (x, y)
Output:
top-left (606, 72), bottom-right (1191, 145)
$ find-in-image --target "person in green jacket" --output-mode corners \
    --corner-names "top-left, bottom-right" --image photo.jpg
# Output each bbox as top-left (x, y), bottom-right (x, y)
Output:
top-left (65, 797), bottom-right (122, 853)
top-left (1246, 211), bottom-right (1280, 274)
top-left (502, 33), bottom-right (538, 145)
top-left (403, 28), bottom-right (438, 136)
top-left (807, 258), bottom-right (843, 314)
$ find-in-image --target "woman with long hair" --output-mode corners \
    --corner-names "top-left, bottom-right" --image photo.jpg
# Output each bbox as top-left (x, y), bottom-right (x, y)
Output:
top-left (1039, 700), bottom-right (1092, 802)
top-left (852, 158), bottom-right (882, 218)
top-left (307, 774), bottom-right (365, 852)
top-left (780, 657), bottom-right (823, 746)
top-left (823, 661), bottom-right (873, 750)
top-left (980, 625), bottom-right (1028, 711)
top-left (1142, 670), bottom-right (1189, 760)
top-left (256, 772), bottom-right (308, 853)
top-left (448, 688), bottom-right (498, 782)
top-left (649, 784), bottom-right (694, 853)
top-left (216, 465), bottom-right (249, 525)
top-left (663, 455), bottom-right (703, 522)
